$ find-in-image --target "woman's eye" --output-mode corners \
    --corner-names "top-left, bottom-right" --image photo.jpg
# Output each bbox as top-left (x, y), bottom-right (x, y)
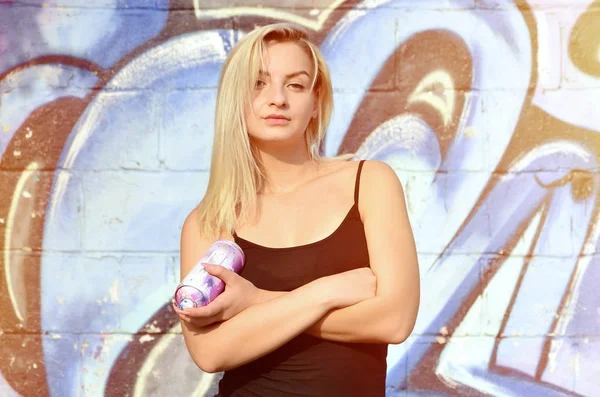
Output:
top-left (289, 83), bottom-right (304, 90)
top-left (255, 80), bottom-right (266, 88)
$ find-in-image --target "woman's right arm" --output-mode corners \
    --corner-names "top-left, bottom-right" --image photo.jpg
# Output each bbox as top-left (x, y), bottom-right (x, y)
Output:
top-left (178, 210), bottom-right (374, 374)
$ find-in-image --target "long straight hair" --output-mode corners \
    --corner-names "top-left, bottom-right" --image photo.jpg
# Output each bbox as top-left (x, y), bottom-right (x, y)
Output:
top-left (196, 23), bottom-right (353, 240)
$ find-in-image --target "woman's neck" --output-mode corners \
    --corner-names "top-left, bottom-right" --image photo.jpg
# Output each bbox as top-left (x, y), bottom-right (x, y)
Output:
top-left (253, 143), bottom-right (322, 196)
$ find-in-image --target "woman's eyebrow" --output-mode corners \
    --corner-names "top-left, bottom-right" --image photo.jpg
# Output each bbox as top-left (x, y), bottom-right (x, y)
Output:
top-left (259, 70), bottom-right (311, 78)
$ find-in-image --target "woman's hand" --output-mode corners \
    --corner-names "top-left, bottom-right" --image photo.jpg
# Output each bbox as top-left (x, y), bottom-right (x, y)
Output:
top-left (173, 264), bottom-right (261, 328)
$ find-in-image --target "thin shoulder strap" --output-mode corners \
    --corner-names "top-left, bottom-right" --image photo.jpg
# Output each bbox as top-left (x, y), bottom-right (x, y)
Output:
top-left (354, 160), bottom-right (366, 205)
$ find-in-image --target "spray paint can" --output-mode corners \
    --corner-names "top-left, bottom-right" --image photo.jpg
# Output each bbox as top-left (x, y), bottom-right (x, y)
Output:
top-left (174, 239), bottom-right (245, 310)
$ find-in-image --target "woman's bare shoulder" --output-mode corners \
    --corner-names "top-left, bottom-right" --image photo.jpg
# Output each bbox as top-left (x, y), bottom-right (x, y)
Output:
top-left (182, 206), bottom-right (234, 242)
top-left (319, 158), bottom-right (362, 177)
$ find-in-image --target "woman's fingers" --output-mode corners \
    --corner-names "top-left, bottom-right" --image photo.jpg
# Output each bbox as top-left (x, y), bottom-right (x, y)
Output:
top-left (172, 299), bottom-right (224, 326)
top-left (172, 302), bottom-right (191, 322)
top-left (171, 299), bottom-right (209, 316)
top-left (181, 293), bottom-right (228, 317)
top-left (202, 263), bottom-right (237, 284)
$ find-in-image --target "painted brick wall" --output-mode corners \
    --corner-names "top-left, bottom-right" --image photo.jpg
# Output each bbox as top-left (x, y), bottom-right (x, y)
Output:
top-left (1, 0), bottom-right (599, 396)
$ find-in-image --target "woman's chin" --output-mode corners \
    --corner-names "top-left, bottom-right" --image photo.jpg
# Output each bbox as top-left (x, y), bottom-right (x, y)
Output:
top-left (250, 135), bottom-right (305, 152)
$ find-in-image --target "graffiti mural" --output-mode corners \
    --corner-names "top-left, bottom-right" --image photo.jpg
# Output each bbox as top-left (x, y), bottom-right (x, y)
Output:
top-left (1, 0), bottom-right (599, 396)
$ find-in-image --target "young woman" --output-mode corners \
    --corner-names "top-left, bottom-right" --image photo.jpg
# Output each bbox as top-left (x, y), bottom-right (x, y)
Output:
top-left (172, 23), bottom-right (420, 397)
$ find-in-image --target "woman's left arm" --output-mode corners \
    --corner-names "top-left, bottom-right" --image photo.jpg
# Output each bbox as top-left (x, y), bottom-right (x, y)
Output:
top-left (293, 160), bottom-right (420, 344)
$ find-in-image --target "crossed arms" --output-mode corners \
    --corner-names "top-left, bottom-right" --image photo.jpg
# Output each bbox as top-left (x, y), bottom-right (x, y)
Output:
top-left (175, 161), bottom-right (420, 373)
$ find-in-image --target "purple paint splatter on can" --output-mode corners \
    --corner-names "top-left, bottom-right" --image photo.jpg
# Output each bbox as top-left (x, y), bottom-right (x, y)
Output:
top-left (174, 240), bottom-right (245, 310)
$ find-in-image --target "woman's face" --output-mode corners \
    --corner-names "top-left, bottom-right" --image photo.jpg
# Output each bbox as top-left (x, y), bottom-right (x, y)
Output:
top-left (245, 40), bottom-right (317, 151)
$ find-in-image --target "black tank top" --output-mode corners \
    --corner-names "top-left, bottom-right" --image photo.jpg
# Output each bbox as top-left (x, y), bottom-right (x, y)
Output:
top-left (218, 160), bottom-right (387, 397)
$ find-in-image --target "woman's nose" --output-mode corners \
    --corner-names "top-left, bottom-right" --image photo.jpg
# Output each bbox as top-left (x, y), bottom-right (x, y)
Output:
top-left (267, 84), bottom-right (287, 107)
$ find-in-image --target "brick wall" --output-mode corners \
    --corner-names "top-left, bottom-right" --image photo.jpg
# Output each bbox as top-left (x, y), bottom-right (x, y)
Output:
top-left (0, 0), bottom-right (599, 396)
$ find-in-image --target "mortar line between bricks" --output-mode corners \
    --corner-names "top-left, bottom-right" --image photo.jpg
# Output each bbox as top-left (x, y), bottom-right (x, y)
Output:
top-left (59, 86), bottom-right (600, 93)
top-left (5, 332), bottom-right (599, 338)
top-left (3, 168), bottom-right (597, 174)
top-left (79, 175), bottom-right (86, 254)
top-left (157, 91), bottom-right (165, 172)
top-left (0, 330), bottom-right (183, 336)
top-left (1, 249), bottom-right (597, 258)
top-left (0, 249), bottom-right (180, 253)
top-left (5, 3), bottom-right (594, 11)
top-left (51, 168), bottom-right (213, 172)
top-left (7, 5), bottom-right (485, 11)
top-left (4, 4), bottom-right (168, 10)
top-left (89, 87), bottom-right (219, 92)
top-left (10, 332), bottom-right (597, 338)
top-left (403, 334), bottom-right (600, 338)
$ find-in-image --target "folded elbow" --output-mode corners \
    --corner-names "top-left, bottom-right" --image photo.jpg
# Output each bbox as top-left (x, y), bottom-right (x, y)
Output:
top-left (388, 328), bottom-right (410, 345)
top-left (193, 354), bottom-right (224, 374)
top-left (181, 326), bottom-right (227, 373)
top-left (188, 344), bottom-right (225, 373)
top-left (385, 318), bottom-right (416, 345)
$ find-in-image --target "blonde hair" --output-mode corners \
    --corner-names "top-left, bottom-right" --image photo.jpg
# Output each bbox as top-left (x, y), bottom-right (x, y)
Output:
top-left (196, 22), bottom-right (353, 240)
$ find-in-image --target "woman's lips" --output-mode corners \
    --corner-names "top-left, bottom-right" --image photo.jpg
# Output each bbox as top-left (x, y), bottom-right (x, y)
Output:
top-left (263, 116), bottom-right (290, 125)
